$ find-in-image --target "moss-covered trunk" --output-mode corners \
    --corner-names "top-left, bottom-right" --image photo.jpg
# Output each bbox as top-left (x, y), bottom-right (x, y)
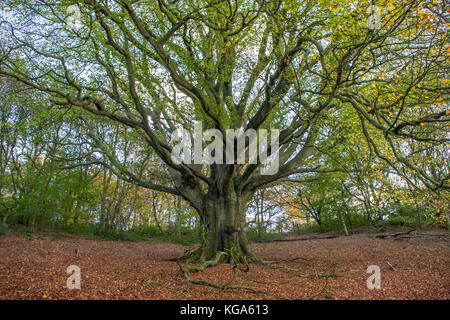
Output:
top-left (187, 178), bottom-right (257, 264)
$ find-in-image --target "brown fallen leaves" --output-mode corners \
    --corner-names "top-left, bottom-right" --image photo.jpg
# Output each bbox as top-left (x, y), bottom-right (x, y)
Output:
top-left (0, 230), bottom-right (448, 300)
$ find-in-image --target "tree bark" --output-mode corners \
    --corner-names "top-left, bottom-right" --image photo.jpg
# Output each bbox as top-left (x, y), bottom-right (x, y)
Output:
top-left (337, 210), bottom-right (349, 236)
top-left (183, 176), bottom-right (258, 264)
top-left (175, 196), bottom-right (182, 238)
top-left (201, 192), bottom-right (252, 262)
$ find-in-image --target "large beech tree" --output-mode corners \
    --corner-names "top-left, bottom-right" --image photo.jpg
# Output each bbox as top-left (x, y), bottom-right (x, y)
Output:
top-left (0, 0), bottom-right (448, 262)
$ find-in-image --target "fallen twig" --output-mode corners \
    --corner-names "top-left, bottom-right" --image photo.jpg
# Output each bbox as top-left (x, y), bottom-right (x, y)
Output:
top-left (256, 235), bottom-right (337, 243)
top-left (375, 229), bottom-right (416, 239)
top-left (387, 262), bottom-right (396, 271)
top-left (264, 256), bottom-right (314, 264)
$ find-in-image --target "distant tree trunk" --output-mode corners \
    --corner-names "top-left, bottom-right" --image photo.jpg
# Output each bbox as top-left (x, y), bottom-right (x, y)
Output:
top-left (410, 187), bottom-right (423, 231)
top-left (338, 210), bottom-right (349, 236)
top-left (2, 212), bottom-right (8, 225)
top-left (313, 205), bottom-right (323, 232)
top-left (99, 165), bottom-right (113, 230)
top-left (317, 218), bottom-right (323, 232)
top-left (417, 208), bottom-right (423, 230)
top-left (151, 195), bottom-right (165, 235)
top-left (341, 198), bottom-right (353, 234)
top-left (73, 200), bottom-right (80, 225)
top-left (176, 196), bottom-right (182, 238)
top-left (366, 211), bottom-right (371, 231)
top-left (346, 212), bottom-right (353, 234)
top-left (259, 190), bottom-right (265, 236)
top-left (414, 199), bottom-right (423, 230)
top-left (364, 200), bottom-right (372, 231)
top-left (446, 211), bottom-right (450, 231)
top-left (254, 190), bottom-right (264, 237)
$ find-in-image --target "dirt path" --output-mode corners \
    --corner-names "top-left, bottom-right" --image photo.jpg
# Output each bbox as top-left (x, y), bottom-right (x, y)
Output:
top-left (0, 232), bottom-right (448, 300)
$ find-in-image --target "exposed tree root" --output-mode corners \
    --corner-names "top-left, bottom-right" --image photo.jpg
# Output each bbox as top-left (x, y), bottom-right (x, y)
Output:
top-left (308, 276), bottom-right (330, 300)
top-left (176, 249), bottom-right (265, 295)
top-left (241, 278), bottom-right (285, 285)
top-left (175, 244), bottom-right (263, 265)
top-left (264, 256), bottom-right (315, 264)
top-left (175, 245), bottom-right (339, 299)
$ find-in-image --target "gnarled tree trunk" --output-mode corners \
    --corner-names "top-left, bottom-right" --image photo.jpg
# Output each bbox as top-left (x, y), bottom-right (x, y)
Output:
top-left (200, 190), bottom-right (254, 263)
top-left (180, 171), bottom-right (258, 264)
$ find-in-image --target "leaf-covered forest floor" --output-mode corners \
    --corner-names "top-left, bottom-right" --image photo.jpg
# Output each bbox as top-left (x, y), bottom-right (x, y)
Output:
top-left (0, 228), bottom-right (448, 300)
